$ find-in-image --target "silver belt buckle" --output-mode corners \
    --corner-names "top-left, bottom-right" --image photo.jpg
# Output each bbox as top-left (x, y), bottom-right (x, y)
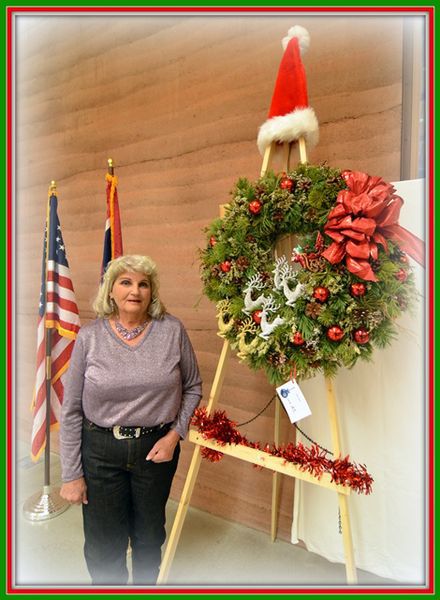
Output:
top-left (113, 426), bottom-right (125, 440)
top-left (112, 426), bottom-right (142, 439)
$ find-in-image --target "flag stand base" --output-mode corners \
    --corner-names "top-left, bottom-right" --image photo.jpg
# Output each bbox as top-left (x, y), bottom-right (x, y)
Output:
top-left (22, 485), bottom-right (70, 522)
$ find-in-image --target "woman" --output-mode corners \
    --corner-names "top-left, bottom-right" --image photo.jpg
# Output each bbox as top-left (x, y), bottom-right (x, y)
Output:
top-left (60, 255), bottom-right (202, 585)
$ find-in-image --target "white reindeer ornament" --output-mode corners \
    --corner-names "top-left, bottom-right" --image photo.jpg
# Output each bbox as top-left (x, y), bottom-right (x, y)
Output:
top-left (281, 266), bottom-right (304, 306)
top-left (272, 256), bottom-right (289, 290)
top-left (272, 255), bottom-right (304, 306)
top-left (259, 296), bottom-right (285, 340)
top-left (242, 273), bottom-right (267, 314)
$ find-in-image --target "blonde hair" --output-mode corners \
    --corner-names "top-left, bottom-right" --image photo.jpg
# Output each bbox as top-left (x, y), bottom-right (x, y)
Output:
top-left (93, 255), bottom-right (166, 320)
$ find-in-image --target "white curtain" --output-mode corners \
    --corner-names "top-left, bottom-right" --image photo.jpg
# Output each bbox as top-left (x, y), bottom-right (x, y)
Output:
top-left (291, 178), bottom-right (426, 584)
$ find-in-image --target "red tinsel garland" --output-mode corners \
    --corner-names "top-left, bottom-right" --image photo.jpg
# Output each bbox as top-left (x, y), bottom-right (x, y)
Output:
top-left (192, 407), bottom-right (373, 495)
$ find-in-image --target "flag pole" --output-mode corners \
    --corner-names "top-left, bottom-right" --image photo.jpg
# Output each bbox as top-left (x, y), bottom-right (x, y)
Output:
top-left (43, 181), bottom-right (55, 490)
top-left (23, 181), bottom-right (70, 521)
top-left (102, 157), bottom-right (123, 275)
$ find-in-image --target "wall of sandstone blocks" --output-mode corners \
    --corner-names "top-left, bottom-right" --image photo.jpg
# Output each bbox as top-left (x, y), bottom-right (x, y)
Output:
top-left (16, 13), bottom-right (410, 540)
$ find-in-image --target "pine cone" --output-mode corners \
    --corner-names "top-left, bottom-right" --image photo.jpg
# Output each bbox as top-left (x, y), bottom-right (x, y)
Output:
top-left (273, 210), bottom-right (284, 222)
top-left (305, 302), bottom-right (322, 319)
top-left (236, 256), bottom-right (250, 270)
top-left (352, 308), bottom-right (369, 321)
top-left (297, 178), bottom-right (312, 191)
top-left (267, 352), bottom-right (286, 366)
top-left (371, 259), bottom-right (381, 272)
top-left (246, 234), bottom-right (256, 244)
top-left (301, 347), bottom-right (316, 358)
top-left (326, 175), bottom-right (342, 185)
top-left (309, 360), bottom-right (321, 369)
top-left (304, 208), bottom-right (317, 221)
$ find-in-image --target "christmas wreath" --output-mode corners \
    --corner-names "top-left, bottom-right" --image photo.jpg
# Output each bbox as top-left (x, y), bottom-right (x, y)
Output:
top-left (200, 164), bottom-right (423, 385)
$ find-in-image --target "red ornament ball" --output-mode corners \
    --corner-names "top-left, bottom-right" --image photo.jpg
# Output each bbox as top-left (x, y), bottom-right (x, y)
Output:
top-left (220, 260), bottom-right (231, 273)
top-left (395, 268), bottom-right (408, 282)
top-left (350, 282), bottom-right (366, 297)
top-left (252, 310), bottom-right (262, 324)
top-left (249, 200), bottom-right (262, 215)
top-left (280, 177), bottom-right (294, 191)
top-left (292, 332), bottom-right (305, 346)
top-left (209, 235), bottom-right (217, 247)
top-left (353, 328), bottom-right (370, 344)
top-left (313, 286), bottom-right (330, 302)
top-left (327, 326), bottom-right (345, 342)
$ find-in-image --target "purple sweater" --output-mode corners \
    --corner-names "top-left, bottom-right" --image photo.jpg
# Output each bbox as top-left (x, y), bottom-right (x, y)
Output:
top-left (60, 315), bottom-right (202, 482)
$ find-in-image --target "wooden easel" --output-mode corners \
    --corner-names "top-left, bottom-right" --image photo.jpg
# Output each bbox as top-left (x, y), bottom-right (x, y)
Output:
top-left (157, 138), bottom-right (357, 585)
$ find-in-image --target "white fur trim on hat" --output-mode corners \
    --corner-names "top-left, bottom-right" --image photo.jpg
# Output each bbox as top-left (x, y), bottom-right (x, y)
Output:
top-left (257, 107), bottom-right (319, 155)
top-left (282, 26), bottom-right (310, 55)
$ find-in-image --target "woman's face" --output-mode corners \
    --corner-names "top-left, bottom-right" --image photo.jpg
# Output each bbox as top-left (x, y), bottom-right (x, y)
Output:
top-left (110, 271), bottom-right (152, 321)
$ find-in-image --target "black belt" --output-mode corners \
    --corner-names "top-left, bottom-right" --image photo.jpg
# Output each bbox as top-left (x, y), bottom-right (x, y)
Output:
top-left (86, 420), bottom-right (172, 440)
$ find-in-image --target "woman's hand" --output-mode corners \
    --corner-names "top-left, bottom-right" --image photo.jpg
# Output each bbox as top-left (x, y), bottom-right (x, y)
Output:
top-left (60, 477), bottom-right (88, 505)
top-left (146, 429), bottom-right (180, 463)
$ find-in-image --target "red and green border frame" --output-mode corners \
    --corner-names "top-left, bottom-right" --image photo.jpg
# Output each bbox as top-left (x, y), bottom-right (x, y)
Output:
top-left (2, 2), bottom-right (436, 599)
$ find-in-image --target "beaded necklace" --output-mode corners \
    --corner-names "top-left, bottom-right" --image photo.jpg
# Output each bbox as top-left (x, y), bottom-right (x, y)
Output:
top-left (114, 319), bottom-right (149, 340)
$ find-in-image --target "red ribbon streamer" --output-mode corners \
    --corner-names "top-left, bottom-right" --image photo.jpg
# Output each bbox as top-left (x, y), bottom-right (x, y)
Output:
top-left (322, 170), bottom-right (425, 281)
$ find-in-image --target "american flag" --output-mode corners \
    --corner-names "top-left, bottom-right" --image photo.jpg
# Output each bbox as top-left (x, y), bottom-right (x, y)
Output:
top-left (31, 193), bottom-right (81, 461)
top-left (101, 172), bottom-right (123, 274)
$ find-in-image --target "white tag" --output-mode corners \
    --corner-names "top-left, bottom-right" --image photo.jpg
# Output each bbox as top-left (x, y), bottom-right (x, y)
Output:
top-left (276, 379), bottom-right (312, 424)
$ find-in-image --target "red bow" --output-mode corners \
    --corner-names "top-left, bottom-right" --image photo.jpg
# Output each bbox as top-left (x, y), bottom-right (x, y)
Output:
top-left (322, 170), bottom-right (425, 281)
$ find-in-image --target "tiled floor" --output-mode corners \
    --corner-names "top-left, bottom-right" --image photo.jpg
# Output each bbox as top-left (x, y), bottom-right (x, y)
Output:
top-left (14, 449), bottom-right (398, 590)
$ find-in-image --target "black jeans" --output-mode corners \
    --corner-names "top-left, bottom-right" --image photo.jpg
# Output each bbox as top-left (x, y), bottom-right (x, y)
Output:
top-left (81, 420), bottom-right (180, 585)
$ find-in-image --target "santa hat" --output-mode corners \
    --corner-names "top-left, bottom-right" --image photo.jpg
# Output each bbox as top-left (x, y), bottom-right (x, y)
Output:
top-left (257, 26), bottom-right (319, 155)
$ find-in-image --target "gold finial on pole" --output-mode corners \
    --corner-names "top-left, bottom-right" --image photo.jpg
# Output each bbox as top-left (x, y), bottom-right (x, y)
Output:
top-left (107, 158), bottom-right (114, 176)
top-left (49, 180), bottom-right (57, 194)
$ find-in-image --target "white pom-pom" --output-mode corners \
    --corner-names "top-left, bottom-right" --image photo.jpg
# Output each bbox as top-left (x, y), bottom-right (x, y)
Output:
top-left (282, 25), bottom-right (310, 55)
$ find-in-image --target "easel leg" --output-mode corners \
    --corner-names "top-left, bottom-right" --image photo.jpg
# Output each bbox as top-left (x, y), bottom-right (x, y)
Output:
top-left (270, 399), bottom-right (282, 542)
top-left (157, 340), bottom-right (231, 584)
top-left (298, 137), bottom-right (307, 164)
top-left (269, 140), bottom-right (298, 542)
top-left (206, 340), bottom-right (231, 413)
top-left (325, 377), bottom-right (358, 584)
top-left (260, 143), bottom-right (276, 176)
top-left (283, 142), bottom-right (292, 172)
top-left (157, 445), bottom-right (203, 584)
